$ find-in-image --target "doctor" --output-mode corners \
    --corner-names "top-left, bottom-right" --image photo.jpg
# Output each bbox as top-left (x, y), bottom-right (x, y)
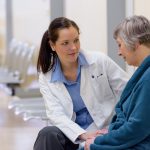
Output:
top-left (34, 17), bottom-right (128, 150)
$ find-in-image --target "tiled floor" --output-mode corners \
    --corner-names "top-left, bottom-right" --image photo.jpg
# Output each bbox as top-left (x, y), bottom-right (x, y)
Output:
top-left (0, 89), bottom-right (46, 150)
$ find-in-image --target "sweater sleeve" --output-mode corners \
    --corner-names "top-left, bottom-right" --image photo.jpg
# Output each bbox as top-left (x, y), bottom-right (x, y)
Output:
top-left (90, 80), bottom-right (150, 150)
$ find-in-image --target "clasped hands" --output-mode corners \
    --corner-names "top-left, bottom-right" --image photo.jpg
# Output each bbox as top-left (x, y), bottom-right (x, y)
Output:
top-left (79, 128), bottom-right (108, 150)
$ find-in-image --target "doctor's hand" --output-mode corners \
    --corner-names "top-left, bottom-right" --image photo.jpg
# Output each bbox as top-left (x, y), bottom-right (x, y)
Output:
top-left (84, 137), bottom-right (95, 150)
top-left (79, 128), bottom-right (108, 141)
top-left (79, 130), bottom-right (100, 141)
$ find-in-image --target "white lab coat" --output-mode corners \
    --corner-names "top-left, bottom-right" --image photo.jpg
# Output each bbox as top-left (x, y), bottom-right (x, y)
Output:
top-left (39, 50), bottom-right (129, 143)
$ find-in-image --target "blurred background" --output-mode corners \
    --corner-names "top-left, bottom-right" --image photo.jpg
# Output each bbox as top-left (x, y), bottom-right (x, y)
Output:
top-left (0, 0), bottom-right (150, 150)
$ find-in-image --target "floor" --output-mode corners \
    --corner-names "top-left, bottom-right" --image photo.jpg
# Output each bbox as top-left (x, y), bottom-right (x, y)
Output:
top-left (0, 89), bottom-right (46, 150)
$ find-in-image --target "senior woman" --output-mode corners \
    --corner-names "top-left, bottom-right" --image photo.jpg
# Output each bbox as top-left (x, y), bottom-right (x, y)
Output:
top-left (83, 15), bottom-right (150, 150)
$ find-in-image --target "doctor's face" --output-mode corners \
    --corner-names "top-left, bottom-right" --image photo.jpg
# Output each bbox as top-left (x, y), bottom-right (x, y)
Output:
top-left (116, 37), bottom-right (137, 66)
top-left (50, 26), bottom-right (80, 66)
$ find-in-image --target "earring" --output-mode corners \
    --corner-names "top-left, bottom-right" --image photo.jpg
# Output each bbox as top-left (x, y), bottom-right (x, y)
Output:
top-left (52, 48), bottom-right (55, 51)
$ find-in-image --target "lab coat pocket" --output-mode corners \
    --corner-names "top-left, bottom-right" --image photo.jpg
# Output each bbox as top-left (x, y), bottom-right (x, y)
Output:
top-left (92, 73), bottom-right (115, 102)
top-left (93, 73), bottom-right (108, 88)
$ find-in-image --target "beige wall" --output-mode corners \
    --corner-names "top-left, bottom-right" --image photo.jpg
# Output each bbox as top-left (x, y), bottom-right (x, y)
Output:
top-left (0, 0), bottom-right (6, 64)
top-left (13, 0), bottom-right (50, 46)
top-left (12, 0), bottom-right (50, 64)
top-left (64, 0), bottom-right (107, 53)
top-left (0, 0), bottom-right (51, 65)
top-left (1, 0), bottom-right (150, 65)
top-left (134, 0), bottom-right (150, 19)
top-left (125, 0), bottom-right (150, 75)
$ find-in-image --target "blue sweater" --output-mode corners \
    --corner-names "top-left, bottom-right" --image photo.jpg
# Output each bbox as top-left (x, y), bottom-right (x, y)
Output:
top-left (90, 56), bottom-right (150, 150)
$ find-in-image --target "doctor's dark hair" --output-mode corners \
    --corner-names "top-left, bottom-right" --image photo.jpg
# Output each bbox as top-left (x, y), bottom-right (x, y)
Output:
top-left (37, 17), bottom-right (80, 73)
top-left (113, 15), bottom-right (150, 50)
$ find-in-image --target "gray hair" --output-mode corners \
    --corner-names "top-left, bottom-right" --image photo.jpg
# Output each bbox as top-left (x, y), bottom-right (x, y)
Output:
top-left (113, 15), bottom-right (150, 50)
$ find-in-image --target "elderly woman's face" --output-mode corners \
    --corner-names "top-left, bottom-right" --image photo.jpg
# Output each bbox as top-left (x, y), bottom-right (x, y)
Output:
top-left (116, 37), bottom-right (137, 66)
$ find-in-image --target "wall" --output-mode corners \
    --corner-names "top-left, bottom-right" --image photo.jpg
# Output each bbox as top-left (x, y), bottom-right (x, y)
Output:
top-left (1, 0), bottom-right (150, 66)
top-left (125, 0), bottom-right (150, 75)
top-left (13, 0), bottom-right (50, 46)
top-left (134, 0), bottom-right (150, 19)
top-left (0, 0), bottom-right (6, 64)
top-left (12, 0), bottom-right (50, 64)
top-left (64, 0), bottom-right (107, 53)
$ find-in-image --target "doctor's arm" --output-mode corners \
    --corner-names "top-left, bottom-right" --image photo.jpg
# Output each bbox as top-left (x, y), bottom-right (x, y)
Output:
top-left (39, 73), bottom-right (86, 143)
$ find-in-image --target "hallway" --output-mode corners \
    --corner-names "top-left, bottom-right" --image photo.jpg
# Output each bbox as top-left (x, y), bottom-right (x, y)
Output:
top-left (0, 89), bottom-right (46, 150)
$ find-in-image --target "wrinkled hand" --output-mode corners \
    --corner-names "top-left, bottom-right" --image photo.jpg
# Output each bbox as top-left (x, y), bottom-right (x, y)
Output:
top-left (82, 128), bottom-right (108, 150)
top-left (97, 128), bottom-right (108, 135)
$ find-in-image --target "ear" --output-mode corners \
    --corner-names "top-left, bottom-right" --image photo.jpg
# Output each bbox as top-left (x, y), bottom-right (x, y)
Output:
top-left (135, 42), bottom-right (140, 50)
top-left (49, 41), bottom-right (55, 51)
